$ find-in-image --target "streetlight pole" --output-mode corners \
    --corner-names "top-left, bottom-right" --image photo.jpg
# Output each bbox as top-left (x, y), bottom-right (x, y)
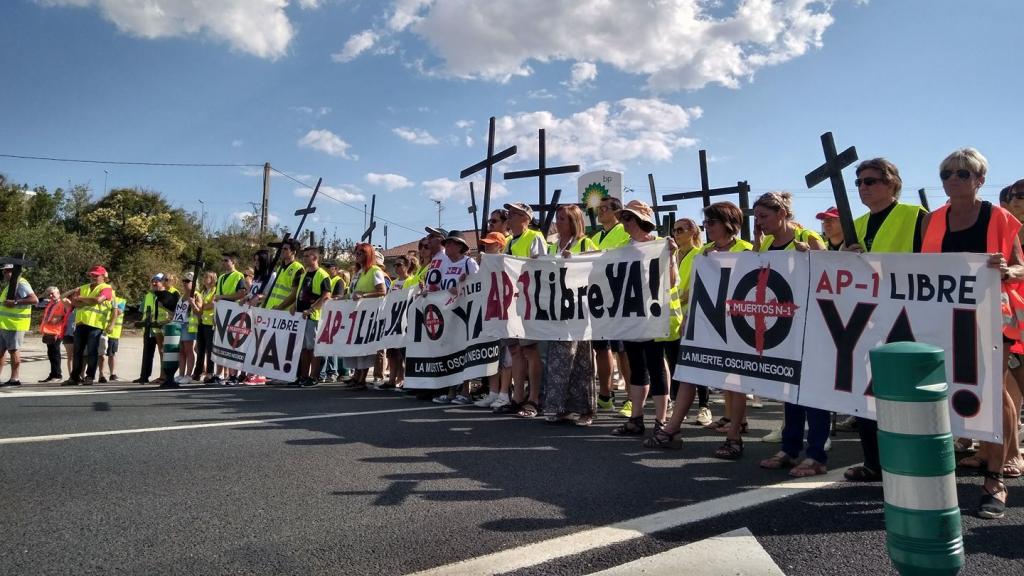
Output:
top-left (103, 170), bottom-right (109, 195)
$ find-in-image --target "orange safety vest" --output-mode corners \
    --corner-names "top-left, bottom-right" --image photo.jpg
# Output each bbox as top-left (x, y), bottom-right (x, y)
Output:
top-left (40, 299), bottom-right (69, 338)
top-left (922, 203), bottom-right (1024, 342)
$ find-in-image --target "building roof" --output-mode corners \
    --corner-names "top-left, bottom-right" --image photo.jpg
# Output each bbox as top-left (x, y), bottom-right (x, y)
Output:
top-left (381, 229), bottom-right (481, 260)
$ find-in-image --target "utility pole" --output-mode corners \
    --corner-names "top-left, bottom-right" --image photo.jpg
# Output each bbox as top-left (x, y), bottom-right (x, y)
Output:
top-left (363, 203), bottom-right (367, 229)
top-left (384, 225), bottom-right (388, 250)
top-left (261, 162), bottom-right (271, 237)
top-left (198, 198), bottom-right (206, 236)
top-left (432, 199), bottom-right (443, 227)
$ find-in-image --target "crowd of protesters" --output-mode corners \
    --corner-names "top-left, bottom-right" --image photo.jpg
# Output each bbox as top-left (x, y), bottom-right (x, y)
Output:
top-left (1, 147), bottom-right (1022, 521)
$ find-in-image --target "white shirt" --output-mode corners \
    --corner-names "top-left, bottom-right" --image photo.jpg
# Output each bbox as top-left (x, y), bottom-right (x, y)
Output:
top-left (424, 251), bottom-right (479, 292)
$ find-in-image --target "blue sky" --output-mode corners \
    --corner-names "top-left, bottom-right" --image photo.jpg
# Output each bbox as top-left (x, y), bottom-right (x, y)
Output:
top-left (2, 0), bottom-right (1022, 248)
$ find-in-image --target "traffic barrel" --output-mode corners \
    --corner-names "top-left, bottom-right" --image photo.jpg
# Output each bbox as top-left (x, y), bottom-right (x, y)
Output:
top-left (869, 341), bottom-right (963, 576)
top-left (161, 322), bottom-right (181, 385)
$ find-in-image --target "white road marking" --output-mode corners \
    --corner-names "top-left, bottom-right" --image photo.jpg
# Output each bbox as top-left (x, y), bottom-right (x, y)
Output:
top-left (407, 467), bottom-right (847, 576)
top-left (587, 528), bottom-right (784, 576)
top-left (0, 405), bottom-right (448, 445)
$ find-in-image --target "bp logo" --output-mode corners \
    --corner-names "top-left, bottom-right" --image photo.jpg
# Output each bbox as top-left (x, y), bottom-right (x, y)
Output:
top-left (581, 182), bottom-right (609, 213)
top-left (725, 266), bottom-right (799, 355)
top-left (227, 312), bottom-right (252, 349)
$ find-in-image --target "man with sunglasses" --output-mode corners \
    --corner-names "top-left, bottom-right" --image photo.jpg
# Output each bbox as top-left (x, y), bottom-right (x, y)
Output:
top-left (589, 196), bottom-right (633, 414)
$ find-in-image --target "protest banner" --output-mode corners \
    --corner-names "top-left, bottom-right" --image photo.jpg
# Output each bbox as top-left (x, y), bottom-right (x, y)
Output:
top-left (675, 251), bottom-right (1003, 441)
top-left (404, 278), bottom-right (501, 390)
top-left (479, 241), bottom-right (671, 341)
top-left (314, 289), bottom-right (415, 358)
top-left (212, 301), bottom-right (302, 381)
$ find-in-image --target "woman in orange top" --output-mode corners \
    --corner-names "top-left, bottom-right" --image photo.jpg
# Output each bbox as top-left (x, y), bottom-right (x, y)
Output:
top-left (920, 148), bottom-right (1024, 519)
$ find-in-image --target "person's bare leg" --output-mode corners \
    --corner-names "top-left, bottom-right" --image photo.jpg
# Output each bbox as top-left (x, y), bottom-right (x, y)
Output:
top-left (596, 348), bottom-right (612, 397)
top-left (525, 346), bottom-right (542, 405)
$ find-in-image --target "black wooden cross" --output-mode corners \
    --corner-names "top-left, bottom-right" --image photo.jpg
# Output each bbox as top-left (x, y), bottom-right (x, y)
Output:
top-left (662, 150), bottom-right (753, 241)
top-left (258, 177), bottom-right (322, 303)
top-left (527, 188), bottom-right (563, 236)
top-left (918, 188), bottom-right (931, 211)
top-left (804, 132), bottom-right (858, 248)
top-left (360, 194), bottom-right (377, 244)
top-left (504, 128), bottom-right (580, 234)
top-left (468, 182), bottom-right (481, 249)
top-left (0, 251), bottom-right (35, 301)
top-left (461, 117), bottom-right (518, 239)
top-left (647, 173), bottom-right (678, 238)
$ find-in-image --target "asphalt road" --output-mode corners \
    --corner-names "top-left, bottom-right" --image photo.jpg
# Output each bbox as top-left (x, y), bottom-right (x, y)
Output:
top-left (0, 339), bottom-right (1021, 575)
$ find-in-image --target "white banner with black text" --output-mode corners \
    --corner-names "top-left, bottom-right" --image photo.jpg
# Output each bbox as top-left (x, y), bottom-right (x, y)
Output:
top-left (675, 251), bottom-right (1003, 441)
top-left (212, 301), bottom-right (302, 382)
top-left (314, 289), bottom-right (415, 357)
top-left (478, 241), bottom-right (672, 341)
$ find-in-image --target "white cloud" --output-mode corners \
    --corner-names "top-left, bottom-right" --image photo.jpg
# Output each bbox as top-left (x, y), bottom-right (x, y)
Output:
top-left (232, 211), bottom-right (281, 225)
top-left (454, 119), bottom-right (474, 129)
top-left (527, 88), bottom-right (557, 100)
top-left (297, 129), bottom-right (356, 159)
top-left (39, 0), bottom-right (294, 59)
top-left (372, 0), bottom-right (834, 91)
top-left (231, 139), bottom-right (243, 148)
top-left (392, 126), bottom-right (439, 145)
top-left (294, 185), bottom-right (366, 202)
top-left (332, 29), bottom-right (378, 63)
top-left (297, 0), bottom-right (322, 8)
top-left (292, 105), bottom-right (332, 117)
top-left (565, 62), bottom-right (597, 91)
top-left (366, 172), bottom-right (414, 191)
top-left (493, 98), bottom-right (702, 171)
top-left (422, 177), bottom-right (508, 204)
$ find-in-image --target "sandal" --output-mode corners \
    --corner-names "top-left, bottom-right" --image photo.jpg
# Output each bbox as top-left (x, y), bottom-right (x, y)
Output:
top-left (545, 412), bottom-right (572, 424)
top-left (611, 416), bottom-right (645, 436)
top-left (953, 437), bottom-right (975, 453)
top-left (844, 465), bottom-right (882, 482)
top-left (712, 419), bottom-right (748, 434)
top-left (759, 451), bottom-right (796, 469)
top-left (705, 417), bottom-right (730, 431)
top-left (978, 470), bottom-right (1007, 519)
top-left (642, 427), bottom-right (682, 449)
top-left (958, 455), bottom-right (987, 470)
top-left (789, 458), bottom-right (827, 478)
top-left (713, 438), bottom-right (744, 460)
top-left (1002, 461), bottom-right (1023, 478)
top-left (516, 401), bottom-right (539, 418)
top-left (575, 413), bottom-right (594, 427)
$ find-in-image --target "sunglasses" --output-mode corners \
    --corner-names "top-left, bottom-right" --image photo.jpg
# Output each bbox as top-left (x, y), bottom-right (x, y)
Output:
top-left (940, 169), bottom-right (973, 181)
top-left (619, 213), bottom-right (635, 222)
top-left (673, 227), bottom-right (694, 234)
top-left (854, 177), bottom-right (885, 187)
top-left (702, 218), bottom-right (721, 227)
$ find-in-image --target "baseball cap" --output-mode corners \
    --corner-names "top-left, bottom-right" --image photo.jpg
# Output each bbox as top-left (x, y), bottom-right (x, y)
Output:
top-left (815, 207), bottom-right (840, 220)
top-left (88, 265), bottom-right (108, 276)
top-left (1, 264), bottom-right (13, 271)
top-left (182, 271), bottom-right (195, 281)
top-left (479, 232), bottom-right (508, 249)
top-left (424, 226), bottom-right (448, 239)
top-left (151, 272), bottom-right (167, 282)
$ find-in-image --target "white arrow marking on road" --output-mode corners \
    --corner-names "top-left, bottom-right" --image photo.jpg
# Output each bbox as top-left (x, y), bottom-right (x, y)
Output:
top-left (587, 528), bottom-right (784, 575)
top-left (407, 468), bottom-right (846, 576)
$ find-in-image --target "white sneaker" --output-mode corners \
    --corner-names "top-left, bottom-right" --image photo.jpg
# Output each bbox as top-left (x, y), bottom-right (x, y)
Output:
top-left (490, 395), bottom-right (511, 411)
top-left (835, 415), bottom-right (859, 432)
top-left (696, 407), bottom-right (713, 426)
top-left (452, 394), bottom-right (473, 405)
top-left (748, 395), bottom-right (763, 408)
top-left (175, 375), bottom-right (193, 385)
top-left (824, 436), bottom-right (832, 452)
top-left (474, 392), bottom-right (500, 407)
top-left (762, 424), bottom-right (783, 443)
top-left (432, 395), bottom-right (452, 404)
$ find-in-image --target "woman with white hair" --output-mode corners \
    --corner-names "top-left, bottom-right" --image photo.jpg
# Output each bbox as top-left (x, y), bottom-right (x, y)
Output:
top-left (919, 148), bottom-right (1024, 519)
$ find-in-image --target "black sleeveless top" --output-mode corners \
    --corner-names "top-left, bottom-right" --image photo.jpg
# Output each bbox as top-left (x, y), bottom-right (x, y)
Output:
top-left (941, 201), bottom-right (991, 254)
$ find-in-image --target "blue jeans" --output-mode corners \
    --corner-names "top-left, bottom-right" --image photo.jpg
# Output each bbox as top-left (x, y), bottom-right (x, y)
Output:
top-left (320, 356), bottom-right (338, 378)
top-left (782, 402), bottom-right (831, 464)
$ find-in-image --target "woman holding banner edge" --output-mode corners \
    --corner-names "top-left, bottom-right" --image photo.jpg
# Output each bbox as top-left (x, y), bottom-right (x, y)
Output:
top-left (609, 200), bottom-right (677, 437)
top-left (919, 148), bottom-right (1024, 519)
top-left (752, 192), bottom-right (829, 471)
top-left (340, 243), bottom-right (388, 391)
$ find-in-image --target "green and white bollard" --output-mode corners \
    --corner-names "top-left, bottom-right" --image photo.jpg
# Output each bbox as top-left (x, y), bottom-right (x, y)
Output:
top-left (869, 341), bottom-right (964, 576)
top-left (161, 323), bottom-right (181, 387)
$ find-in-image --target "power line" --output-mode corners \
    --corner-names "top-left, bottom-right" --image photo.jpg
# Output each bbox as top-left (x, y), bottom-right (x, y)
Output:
top-left (271, 167), bottom-right (423, 236)
top-left (0, 153), bottom-right (262, 168)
